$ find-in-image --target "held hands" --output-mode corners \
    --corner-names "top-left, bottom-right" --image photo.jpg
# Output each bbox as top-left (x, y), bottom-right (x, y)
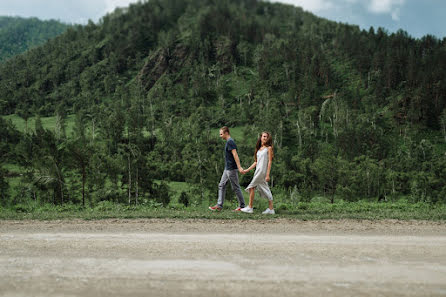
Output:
top-left (239, 168), bottom-right (248, 175)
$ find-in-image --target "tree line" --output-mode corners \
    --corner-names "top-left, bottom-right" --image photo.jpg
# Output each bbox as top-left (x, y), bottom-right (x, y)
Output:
top-left (0, 16), bottom-right (69, 62)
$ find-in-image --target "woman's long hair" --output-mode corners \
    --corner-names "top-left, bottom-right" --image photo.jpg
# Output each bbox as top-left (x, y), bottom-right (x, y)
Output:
top-left (254, 131), bottom-right (274, 161)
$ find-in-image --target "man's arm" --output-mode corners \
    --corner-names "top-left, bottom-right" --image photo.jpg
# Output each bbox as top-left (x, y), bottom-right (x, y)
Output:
top-left (231, 149), bottom-right (244, 173)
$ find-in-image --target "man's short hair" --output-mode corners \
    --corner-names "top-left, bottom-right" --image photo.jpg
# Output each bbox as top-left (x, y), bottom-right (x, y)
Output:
top-left (220, 126), bottom-right (230, 134)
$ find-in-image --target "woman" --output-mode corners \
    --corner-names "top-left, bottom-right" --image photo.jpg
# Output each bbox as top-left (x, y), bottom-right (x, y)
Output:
top-left (241, 131), bottom-right (275, 214)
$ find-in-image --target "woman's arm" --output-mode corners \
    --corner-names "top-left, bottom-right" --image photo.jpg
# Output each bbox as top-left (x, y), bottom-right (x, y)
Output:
top-left (244, 161), bottom-right (257, 173)
top-left (266, 147), bottom-right (273, 182)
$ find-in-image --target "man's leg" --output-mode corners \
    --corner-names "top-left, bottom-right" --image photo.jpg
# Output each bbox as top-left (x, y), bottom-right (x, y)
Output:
top-left (227, 170), bottom-right (246, 208)
top-left (217, 170), bottom-right (229, 208)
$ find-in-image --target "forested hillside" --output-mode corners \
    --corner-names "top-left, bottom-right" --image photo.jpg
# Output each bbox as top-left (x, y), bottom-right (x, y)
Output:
top-left (0, 16), bottom-right (69, 62)
top-left (1, 0), bottom-right (445, 208)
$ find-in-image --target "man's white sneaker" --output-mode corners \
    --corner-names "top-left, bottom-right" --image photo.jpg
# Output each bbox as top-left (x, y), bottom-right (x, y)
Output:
top-left (241, 207), bottom-right (253, 214)
top-left (262, 208), bottom-right (275, 215)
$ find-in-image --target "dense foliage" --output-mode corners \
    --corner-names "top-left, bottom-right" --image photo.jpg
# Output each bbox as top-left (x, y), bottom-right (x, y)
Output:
top-left (1, 0), bottom-right (445, 208)
top-left (0, 16), bottom-right (69, 62)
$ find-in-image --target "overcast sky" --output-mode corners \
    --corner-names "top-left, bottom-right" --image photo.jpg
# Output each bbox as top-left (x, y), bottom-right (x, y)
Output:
top-left (0, 0), bottom-right (444, 39)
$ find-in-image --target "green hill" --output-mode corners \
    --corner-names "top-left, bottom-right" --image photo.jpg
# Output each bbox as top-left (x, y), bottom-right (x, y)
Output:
top-left (1, 0), bottom-right (445, 207)
top-left (0, 16), bottom-right (69, 62)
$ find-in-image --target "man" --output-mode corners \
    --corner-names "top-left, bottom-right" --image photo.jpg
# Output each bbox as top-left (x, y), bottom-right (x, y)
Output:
top-left (209, 126), bottom-right (246, 211)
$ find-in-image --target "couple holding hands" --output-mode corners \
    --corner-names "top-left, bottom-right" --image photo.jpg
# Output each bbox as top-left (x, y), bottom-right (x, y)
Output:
top-left (209, 126), bottom-right (275, 214)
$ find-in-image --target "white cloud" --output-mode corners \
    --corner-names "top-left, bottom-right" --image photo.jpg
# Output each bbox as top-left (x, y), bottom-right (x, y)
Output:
top-left (103, 0), bottom-right (139, 14)
top-left (391, 7), bottom-right (400, 21)
top-left (273, 0), bottom-right (335, 12)
top-left (366, 0), bottom-right (405, 22)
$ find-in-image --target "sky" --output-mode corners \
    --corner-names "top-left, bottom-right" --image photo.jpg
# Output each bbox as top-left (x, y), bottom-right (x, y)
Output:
top-left (0, 0), bottom-right (444, 39)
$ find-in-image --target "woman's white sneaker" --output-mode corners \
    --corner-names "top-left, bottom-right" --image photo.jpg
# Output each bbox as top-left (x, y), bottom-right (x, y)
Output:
top-left (241, 207), bottom-right (253, 214)
top-left (262, 208), bottom-right (275, 215)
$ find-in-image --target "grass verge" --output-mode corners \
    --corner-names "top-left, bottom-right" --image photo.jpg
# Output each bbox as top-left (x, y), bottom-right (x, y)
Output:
top-left (1, 201), bottom-right (445, 221)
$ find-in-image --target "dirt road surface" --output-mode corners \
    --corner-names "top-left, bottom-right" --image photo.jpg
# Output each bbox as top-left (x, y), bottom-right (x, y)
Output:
top-left (1, 219), bottom-right (446, 297)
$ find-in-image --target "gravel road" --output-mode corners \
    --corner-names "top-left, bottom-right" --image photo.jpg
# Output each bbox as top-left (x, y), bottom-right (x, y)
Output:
top-left (1, 219), bottom-right (446, 297)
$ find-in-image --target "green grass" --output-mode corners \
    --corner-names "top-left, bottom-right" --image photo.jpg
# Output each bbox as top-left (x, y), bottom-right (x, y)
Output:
top-left (154, 179), bottom-right (197, 202)
top-left (2, 112), bottom-right (249, 144)
top-left (163, 180), bottom-right (193, 193)
top-left (3, 114), bottom-right (76, 135)
top-left (2, 163), bottom-right (22, 172)
top-left (2, 163), bottom-right (24, 198)
top-left (1, 201), bottom-right (445, 221)
top-left (226, 66), bottom-right (257, 98)
top-left (3, 113), bottom-right (249, 146)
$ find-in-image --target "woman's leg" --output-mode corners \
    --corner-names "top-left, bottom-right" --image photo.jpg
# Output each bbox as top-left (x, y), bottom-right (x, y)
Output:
top-left (248, 188), bottom-right (255, 208)
top-left (268, 200), bottom-right (274, 210)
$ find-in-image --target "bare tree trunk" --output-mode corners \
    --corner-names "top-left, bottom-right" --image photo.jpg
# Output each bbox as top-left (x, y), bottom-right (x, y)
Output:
top-left (60, 182), bottom-right (64, 205)
top-left (135, 166), bottom-right (139, 205)
top-left (280, 120), bottom-right (283, 148)
top-left (149, 97), bottom-right (154, 138)
top-left (197, 152), bottom-right (204, 202)
top-left (55, 114), bottom-right (62, 140)
top-left (53, 159), bottom-right (63, 205)
top-left (92, 119), bottom-right (95, 143)
top-left (296, 118), bottom-right (302, 148)
top-left (128, 155), bottom-right (131, 205)
top-left (442, 123), bottom-right (446, 142)
top-left (82, 166), bottom-right (86, 207)
top-left (367, 71), bottom-right (371, 89)
top-left (367, 170), bottom-right (370, 197)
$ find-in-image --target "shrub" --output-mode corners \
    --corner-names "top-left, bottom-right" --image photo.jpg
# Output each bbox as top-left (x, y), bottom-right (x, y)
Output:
top-left (275, 202), bottom-right (291, 211)
top-left (13, 203), bottom-right (32, 213)
top-left (155, 182), bottom-right (171, 207)
top-left (179, 191), bottom-right (189, 207)
top-left (94, 200), bottom-right (118, 212)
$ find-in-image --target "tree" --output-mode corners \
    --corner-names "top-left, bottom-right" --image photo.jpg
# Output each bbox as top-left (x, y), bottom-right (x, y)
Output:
top-left (32, 129), bottom-right (67, 205)
top-left (311, 146), bottom-right (344, 203)
top-left (66, 112), bottom-right (92, 207)
top-left (16, 103), bottom-right (32, 134)
top-left (118, 143), bottom-right (141, 205)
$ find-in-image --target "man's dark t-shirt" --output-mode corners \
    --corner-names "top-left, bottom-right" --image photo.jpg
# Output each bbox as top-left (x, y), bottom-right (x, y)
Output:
top-left (225, 138), bottom-right (238, 170)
